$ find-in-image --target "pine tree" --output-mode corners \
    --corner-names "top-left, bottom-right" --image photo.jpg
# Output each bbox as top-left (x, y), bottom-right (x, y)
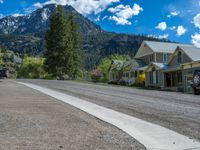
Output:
top-left (67, 13), bottom-right (82, 79)
top-left (45, 5), bottom-right (81, 79)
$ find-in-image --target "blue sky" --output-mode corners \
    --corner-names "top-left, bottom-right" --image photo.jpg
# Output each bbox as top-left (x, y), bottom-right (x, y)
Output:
top-left (0, 0), bottom-right (200, 47)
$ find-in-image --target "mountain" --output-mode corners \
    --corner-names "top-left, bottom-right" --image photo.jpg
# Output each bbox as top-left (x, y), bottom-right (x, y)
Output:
top-left (0, 4), bottom-right (165, 69)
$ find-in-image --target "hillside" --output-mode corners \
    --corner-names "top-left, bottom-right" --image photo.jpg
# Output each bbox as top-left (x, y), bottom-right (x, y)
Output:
top-left (0, 4), bottom-right (165, 69)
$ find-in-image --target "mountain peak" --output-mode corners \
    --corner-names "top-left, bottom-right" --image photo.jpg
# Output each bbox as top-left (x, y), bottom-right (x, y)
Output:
top-left (0, 3), bottom-right (101, 36)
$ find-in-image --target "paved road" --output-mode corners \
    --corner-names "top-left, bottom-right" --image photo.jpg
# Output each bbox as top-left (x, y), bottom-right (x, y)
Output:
top-left (19, 79), bottom-right (200, 142)
top-left (0, 80), bottom-right (145, 150)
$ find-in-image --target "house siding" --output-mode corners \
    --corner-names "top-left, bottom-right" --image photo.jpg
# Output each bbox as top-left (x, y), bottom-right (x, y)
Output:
top-left (139, 54), bottom-right (154, 64)
top-left (145, 71), bottom-right (164, 88)
top-left (169, 51), bottom-right (191, 67)
top-left (155, 53), bottom-right (171, 63)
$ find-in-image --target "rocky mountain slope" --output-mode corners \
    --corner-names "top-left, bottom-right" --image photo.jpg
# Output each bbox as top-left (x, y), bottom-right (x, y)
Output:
top-left (0, 4), bottom-right (164, 69)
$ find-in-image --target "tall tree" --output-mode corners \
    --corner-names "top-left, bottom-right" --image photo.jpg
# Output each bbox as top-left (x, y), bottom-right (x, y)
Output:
top-left (67, 13), bottom-right (82, 78)
top-left (45, 5), bottom-right (81, 79)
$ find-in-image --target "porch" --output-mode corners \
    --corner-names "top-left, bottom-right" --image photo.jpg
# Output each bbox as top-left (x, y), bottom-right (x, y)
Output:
top-left (163, 71), bottom-right (184, 92)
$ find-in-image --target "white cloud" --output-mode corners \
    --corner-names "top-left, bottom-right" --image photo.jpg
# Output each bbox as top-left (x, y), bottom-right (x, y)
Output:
top-left (0, 0), bottom-right (3, 4)
top-left (191, 33), bottom-right (200, 48)
top-left (155, 22), bottom-right (167, 31)
top-left (108, 4), bottom-right (143, 25)
top-left (102, 15), bottom-right (108, 20)
top-left (94, 15), bottom-right (100, 22)
top-left (193, 13), bottom-right (200, 29)
top-left (33, 2), bottom-right (43, 9)
top-left (169, 26), bottom-right (176, 30)
top-left (167, 11), bottom-right (180, 18)
top-left (40, 0), bottom-right (120, 16)
top-left (176, 25), bottom-right (187, 36)
top-left (109, 16), bottom-right (131, 25)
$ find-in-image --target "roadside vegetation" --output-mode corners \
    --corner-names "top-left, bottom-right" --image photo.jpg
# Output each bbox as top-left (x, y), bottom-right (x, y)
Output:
top-left (18, 57), bottom-right (49, 79)
top-left (0, 48), bottom-right (20, 78)
top-left (91, 54), bottom-right (130, 83)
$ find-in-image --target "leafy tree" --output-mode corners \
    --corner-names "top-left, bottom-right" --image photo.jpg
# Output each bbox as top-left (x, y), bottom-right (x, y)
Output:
top-left (1, 50), bottom-right (19, 78)
top-left (97, 54), bottom-right (130, 73)
top-left (93, 54), bottom-right (130, 82)
top-left (18, 57), bottom-right (47, 79)
top-left (45, 5), bottom-right (81, 79)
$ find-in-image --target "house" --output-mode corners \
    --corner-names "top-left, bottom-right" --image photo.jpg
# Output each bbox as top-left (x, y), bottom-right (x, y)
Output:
top-left (135, 41), bottom-right (182, 64)
top-left (108, 59), bottom-right (146, 85)
top-left (144, 45), bottom-right (200, 93)
top-left (140, 41), bottom-right (195, 88)
top-left (164, 46), bottom-right (200, 93)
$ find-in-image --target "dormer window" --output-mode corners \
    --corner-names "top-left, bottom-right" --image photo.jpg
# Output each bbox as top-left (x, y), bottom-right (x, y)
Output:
top-left (177, 51), bottom-right (182, 64)
top-left (163, 54), bottom-right (168, 63)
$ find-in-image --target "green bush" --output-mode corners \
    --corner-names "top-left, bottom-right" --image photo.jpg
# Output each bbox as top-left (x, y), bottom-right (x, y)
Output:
top-left (18, 57), bottom-right (47, 79)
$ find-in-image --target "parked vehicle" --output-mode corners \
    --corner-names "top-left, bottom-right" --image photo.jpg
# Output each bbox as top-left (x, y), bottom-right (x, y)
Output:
top-left (0, 68), bottom-right (9, 79)
top-left (191, 70), bottom-right (200, 95)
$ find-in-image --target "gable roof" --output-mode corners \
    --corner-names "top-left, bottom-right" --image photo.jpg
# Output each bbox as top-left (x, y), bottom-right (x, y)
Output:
top-left (109, 59), bottom-right (146, 72)
top-left (135, 40), bottom-right (194, 58)
top-left (178, 46), bottom-right (200, 61)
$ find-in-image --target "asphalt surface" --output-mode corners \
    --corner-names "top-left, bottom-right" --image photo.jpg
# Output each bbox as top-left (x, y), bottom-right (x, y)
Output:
top-left (0, 80), bottom-right (145, 150)
top-left (18, 79), bottom-right (200, 142)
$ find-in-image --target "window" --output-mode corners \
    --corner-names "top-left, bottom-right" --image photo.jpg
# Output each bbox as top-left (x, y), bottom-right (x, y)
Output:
top-left (177, 51), bottom-right (182, 64)
top-left (177, 71), bottom-right (182, 83)
top-left (163, 54), bottom-right (168, 63)
top-left (149, 54), bottom-right (154, 62)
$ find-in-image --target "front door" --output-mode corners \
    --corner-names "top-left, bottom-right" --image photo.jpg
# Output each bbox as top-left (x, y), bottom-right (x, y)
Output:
top-left (166, 73), bottom-right (171, 87)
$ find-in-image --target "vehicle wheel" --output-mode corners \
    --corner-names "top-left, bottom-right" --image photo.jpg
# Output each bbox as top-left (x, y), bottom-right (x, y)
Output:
top-left (194, 88), bottom-right (200, 95)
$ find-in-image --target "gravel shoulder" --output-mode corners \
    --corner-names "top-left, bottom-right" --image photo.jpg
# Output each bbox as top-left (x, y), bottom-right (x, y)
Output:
top-left (0, 80), bottom-right (146, 150)
top-left (18, 79), bottom-right (200, 142)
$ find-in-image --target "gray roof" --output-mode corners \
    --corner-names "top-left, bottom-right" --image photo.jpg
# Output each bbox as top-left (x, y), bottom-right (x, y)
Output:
top-left (179, 46), bottom-right (200, 61)
top-left (151, 62), bottom-right (168, 70)
top-left (144, 41), bottom-right (194, 53)
top-left (163, 65), bottom-right (181, 72)
top-left (145, 62), bottom-right (168, 72)
top-left (109, 59), bottom-right (146, 72)
top-left (14, 55), bottom-right (22, 64)
top-left (128, 59), bottom-right (146, 71)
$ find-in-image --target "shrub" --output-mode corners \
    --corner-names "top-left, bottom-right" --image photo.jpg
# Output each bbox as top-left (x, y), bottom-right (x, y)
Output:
top-left (18, 57), bottom-right (47, 79)
top-left (91, 69), bottom-right (103, 82)
top-left (133, 73), bottom-right (145, 87)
